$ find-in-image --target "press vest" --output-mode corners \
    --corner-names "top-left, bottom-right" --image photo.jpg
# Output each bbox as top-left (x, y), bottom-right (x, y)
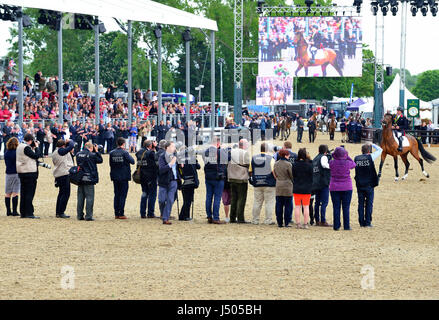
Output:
top-left (16, 143), bottom-right (37, 174)
top-left (52, 148), bottom-right (74, 178)
top-left (312, 154), bottom-right (331, 191)
top-left (354, 154), bottom-right (379, 189)
top-left (251, 154), bottom-right (276, 187)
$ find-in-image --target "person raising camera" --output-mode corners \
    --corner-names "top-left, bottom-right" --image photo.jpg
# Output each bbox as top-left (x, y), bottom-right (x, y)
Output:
top-left (16, 133), bottom-right (43, 219)
top-left (76, 141), bottom-right (103, 221)
top-left (136, 140), bottom-right (158, 219)
top-left (109, 137), bottom-right (135, 219)
top-left (51, 139), bottom-right (75, 219)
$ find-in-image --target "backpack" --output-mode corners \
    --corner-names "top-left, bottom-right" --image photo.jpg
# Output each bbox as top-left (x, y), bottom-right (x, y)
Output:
top-left (311, 155), bottom-right (322, 193)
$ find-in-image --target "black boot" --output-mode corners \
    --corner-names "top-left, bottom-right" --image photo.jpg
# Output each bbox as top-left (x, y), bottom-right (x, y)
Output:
top-left (310, 51), bottom-right (316, 65)
top-left (398, 136), bottom-right (403, 152)
top-left (5, 197), bottom-right (11, 216)
top-left (11, 196), bottom-right (19, 216)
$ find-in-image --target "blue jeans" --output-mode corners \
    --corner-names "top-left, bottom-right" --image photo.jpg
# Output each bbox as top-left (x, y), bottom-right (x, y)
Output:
top-left (113, 181), bottom-right (129, 217)
top-left (205, 179), bottom-right (224, 221)
top-left (158, 181), bottom-right (177, 222)
top-left (358, 187), bottom-right (374, 227)
top-left (275, 196), bottom-right (293, 227)
top-left (140, 181), bottom-right (157, 217)
top-left (330, 190), bottom-right (352, 230)
top-left (314, 187), bottom-right (329, 223)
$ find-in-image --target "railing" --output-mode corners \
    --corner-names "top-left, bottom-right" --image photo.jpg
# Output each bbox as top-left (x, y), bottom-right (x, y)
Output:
top-left (405, 129), bottom-right (439, 145)
top-left (0, 113), bottom-right (227, 129)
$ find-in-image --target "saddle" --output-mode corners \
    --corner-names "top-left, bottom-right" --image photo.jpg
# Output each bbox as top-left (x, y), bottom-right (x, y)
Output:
top-left (393, 131), bottom-right (410, 148)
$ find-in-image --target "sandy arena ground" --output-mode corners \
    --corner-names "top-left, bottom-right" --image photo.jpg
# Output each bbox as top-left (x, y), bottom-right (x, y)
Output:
top-left (0, 131), bottom-right (438, 300)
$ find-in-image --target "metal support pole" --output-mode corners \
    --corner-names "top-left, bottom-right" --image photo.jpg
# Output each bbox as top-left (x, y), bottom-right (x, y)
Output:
top-left (399, 1), bottom-right (407, 110)
top-left (128, 20), bottom-right (133, 125)
top-left (94, 24), bottom-right (100, 125)
top-left (210, 31), bottom-right (215, 129)
top-left (158, 36), bottom-right (162, 124)
top-left (373, 12), bottom-right (385, 129)
top-left (58, 24), bottom-right (63, 124)
top-left (18, 9), bottom-right (24, 126)
top-left (149, 56), bottom-right (152, 90)
top-left (219, 60), bottom-right (223, 103)
top-left (185, 38), bottom-right (190, 124)
top-left (234, 0), bottom-right (243, 126)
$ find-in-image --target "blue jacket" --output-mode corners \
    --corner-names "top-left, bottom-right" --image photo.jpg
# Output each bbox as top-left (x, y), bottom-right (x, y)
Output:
top-left (109, 147), bottom-right (135, 181)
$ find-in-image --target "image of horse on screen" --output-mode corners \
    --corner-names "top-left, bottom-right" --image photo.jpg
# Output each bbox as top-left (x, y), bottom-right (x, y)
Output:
top-left (258, 16), bottom-right (362, 77)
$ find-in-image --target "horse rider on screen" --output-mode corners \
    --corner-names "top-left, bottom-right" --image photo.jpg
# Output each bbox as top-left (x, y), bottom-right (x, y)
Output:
top-left (308, 24), bottom-right (325, 65)
top-left (392, 107), bottom-right (409, 152)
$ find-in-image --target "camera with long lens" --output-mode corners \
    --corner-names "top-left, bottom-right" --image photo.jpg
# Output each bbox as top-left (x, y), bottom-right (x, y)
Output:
top-left (94, 144), bottom-right (104, 153)
top-left (37, 161), bottom-right (51, 169)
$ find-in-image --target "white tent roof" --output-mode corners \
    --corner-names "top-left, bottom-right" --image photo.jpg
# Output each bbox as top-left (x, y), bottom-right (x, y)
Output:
top-left (1, 0), bottom-right (218, 31)
top-left (384, 73), bottom-right (432, 119)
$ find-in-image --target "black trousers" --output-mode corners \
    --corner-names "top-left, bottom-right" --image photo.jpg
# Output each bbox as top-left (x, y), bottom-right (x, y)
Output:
top-left (179, 187), bottom-right (194, 220)
top-left (43, 142), bottom-right (50, 156)
top-left (309, 130), bottom-right (315, 143)
top-left (297, 129), bottom-right (303, 142)
top-left (113, 181), bottom-right (129, 217)
top-left (55, 175), bottom-right (71, 215)
top-left (19, 175), bottom-right (38, 217)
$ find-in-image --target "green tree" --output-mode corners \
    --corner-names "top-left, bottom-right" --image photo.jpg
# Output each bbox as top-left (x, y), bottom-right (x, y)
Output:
top-left (412, 70), bottom-right (439, 101)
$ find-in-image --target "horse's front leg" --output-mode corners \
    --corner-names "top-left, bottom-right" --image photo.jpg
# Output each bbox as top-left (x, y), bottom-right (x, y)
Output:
top-left (378, 152), bottom-right (386, 179)
top-left (393, 155), bottom-right (399, 182)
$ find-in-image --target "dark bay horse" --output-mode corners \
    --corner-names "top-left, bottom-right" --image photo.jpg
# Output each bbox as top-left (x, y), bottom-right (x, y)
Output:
top-left (293, 31), bottom-right (344, 77)
top-left (378, 114), bottom-right (436, 181)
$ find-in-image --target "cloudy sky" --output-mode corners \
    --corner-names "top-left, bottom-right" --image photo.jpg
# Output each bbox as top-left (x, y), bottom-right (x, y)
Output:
top-left (1, 0), bottom-right (438, 75)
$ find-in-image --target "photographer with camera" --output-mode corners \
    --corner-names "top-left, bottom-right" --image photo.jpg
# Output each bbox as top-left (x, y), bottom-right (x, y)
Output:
top-left (312, 145), bottom-right (332, 227)
top-left (16, 133), bottom-right (43, 219)
top-left (75, 141), bottom-right (103, 221)
top-left (109, 137), bottom-right (135, 219)
top-left (249, 143), bottom-right (276, 225)
top-left (354, 143), bottom-right (382, 228)
top-left (202, 136), bottom-right (228, 224)
top-left (158, 141), bottom-right (180, 225)
top-left (178, 146), bottom-right (200, 221)
top-left (136, 140), bottom-right (159, 219)
top-left (227, 139), bottom-right (250, 224)
top-left (51, 139), bottom-right (75, 219)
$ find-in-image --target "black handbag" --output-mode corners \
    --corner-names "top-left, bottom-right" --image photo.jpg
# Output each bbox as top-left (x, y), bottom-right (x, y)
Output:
top-left (69, 166), bottom-right (84, 186)
top-left (132, 150), bottom-right (147, 184)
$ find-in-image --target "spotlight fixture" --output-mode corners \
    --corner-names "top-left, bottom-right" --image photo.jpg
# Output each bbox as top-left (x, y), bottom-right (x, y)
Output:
top-left (182, 28), bottom-right (192, 42)
top-left (430, 0), bottom-right (438, 16)
top-left (371, 1), bottom-right (379, 15)
top-left (154, 24), bottom-right (162, 39)
top-left (421, 5), bottom-right (429, 15)
top-left (353, 0), bottom-right (363, 14)
top-left (379, 0), bottom-right (390, 16)
top-left (257, 0), bottom-right (265, 15)
top-left (389, 0), bottom-right (399, 15)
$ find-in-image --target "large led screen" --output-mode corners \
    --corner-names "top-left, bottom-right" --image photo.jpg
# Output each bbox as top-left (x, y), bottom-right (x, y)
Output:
top-left (256, 76), bottom-right (294, 105)
top-left (258, 16), bottom-right (362, 77)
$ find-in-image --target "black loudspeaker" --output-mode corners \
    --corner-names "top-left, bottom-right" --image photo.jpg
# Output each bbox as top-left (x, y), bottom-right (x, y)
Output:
top-left (386, 66), bottom-right (392, 76)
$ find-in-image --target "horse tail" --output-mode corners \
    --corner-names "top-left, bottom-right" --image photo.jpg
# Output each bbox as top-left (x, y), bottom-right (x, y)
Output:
top-left (417, 137), bottom-right (437, 164)
top-left (335, 50), bottom-right (344, 70)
